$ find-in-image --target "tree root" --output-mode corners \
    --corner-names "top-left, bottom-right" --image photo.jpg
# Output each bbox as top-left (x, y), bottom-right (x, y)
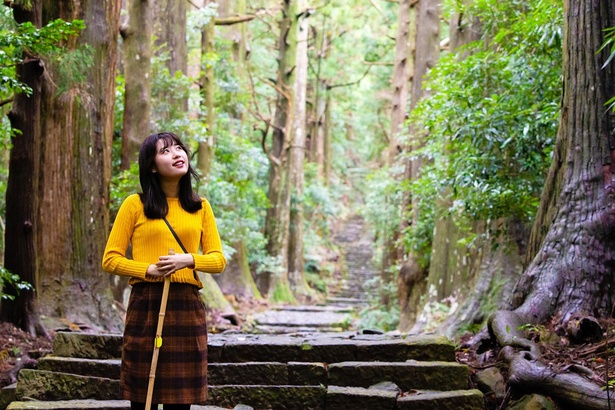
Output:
top-left (488, 310), bottom-right (613, 410)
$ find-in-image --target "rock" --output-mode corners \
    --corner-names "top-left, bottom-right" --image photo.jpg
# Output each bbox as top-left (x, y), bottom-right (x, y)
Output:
top-left (0, 383), bottom-right (16, 410)
top-left (507, 393), bottom-right (557, 410)
top-left (369, 381), bottom-right (401, 393)
top-left (475, 367), bottom-right (506, 399)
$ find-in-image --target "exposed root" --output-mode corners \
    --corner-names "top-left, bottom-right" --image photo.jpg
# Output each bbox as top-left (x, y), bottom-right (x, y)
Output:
top-left (488, 310), bottom-right (613, 410)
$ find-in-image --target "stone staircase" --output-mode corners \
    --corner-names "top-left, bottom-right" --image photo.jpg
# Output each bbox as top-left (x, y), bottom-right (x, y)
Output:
top-left (328, 214), bottom-right (379, 308)
top-left (4, 331), bottom-right (483, 409)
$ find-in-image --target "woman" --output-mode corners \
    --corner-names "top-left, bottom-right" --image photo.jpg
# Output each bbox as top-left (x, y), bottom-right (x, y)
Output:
top-left (102, 132), bottom-right (226, 410)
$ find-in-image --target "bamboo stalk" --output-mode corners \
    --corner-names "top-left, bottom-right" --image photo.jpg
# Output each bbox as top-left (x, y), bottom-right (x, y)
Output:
top-left (145, 248), bottom-right (174, 409)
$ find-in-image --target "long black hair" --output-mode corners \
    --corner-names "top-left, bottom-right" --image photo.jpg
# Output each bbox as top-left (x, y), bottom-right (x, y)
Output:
top-left (138, 132), bottom-right (202, 218)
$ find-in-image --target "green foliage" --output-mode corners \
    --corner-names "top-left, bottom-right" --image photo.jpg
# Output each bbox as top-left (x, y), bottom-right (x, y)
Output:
top-left (361, 164), bottom-right (405, 264)
top-left (600, 26), bottom-right (615, 111)
top-left (357, 276), bottom-right (400, 332)
top-left (0, 266), bottom-right (32, 301)
top-left (150, 51), bottom-right (204, 136)
top-left (402, 0), bottom-right (562, 255)
top-left (187, 2), bottom-right (217, 32)
top-left (203, 116), bottom-right (269, 258)
top-left (0, 5), bottom-right (85, 135)
top-left (0, 7), bottom-right (85, 95)
top-left (109, 161), bottom-right (140, 220)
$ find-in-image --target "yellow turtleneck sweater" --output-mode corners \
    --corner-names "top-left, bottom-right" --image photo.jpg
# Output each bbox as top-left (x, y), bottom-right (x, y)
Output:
top-left (102, 194), bottom-right (226, 288)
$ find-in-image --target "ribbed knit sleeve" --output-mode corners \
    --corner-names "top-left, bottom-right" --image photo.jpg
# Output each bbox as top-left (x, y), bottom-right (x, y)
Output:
top-left (193, 199), bottom-right (226, 274)
top-left (102, 194), bottom-right (150, 280)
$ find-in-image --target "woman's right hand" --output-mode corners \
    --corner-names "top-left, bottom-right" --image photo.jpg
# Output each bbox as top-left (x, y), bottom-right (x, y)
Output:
top-left (146, 264), bottom-right (173, 278)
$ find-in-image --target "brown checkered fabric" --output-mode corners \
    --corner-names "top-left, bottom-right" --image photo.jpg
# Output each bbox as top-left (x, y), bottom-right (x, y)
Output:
top-left (121, 282), bottom-right (208, 404)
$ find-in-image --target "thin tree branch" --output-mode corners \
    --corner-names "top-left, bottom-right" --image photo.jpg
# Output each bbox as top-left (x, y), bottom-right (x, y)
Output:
top-left (215, 15), bottom-right (256, 26)
top-left (328, 64), bottom-right (374, 89)
top-left (0, 97), bottom-right (14, 107)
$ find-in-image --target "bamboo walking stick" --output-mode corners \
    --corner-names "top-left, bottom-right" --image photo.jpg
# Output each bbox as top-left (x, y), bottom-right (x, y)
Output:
top-left (145, 248), bottom-right (174, 409)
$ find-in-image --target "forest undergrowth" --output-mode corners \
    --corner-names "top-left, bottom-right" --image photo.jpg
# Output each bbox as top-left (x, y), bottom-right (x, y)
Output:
top-left (457, 318), bottom-right (615, 409)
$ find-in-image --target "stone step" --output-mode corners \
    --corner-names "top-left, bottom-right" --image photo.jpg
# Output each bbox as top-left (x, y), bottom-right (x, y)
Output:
top-left (270, 305), bottom-right (355, 313)
top-left (38, 357), bottom-right (121, 380)
top-left (208, 333), bottom-right (456, 363)
top-left (6, 400), bottom-right (235, 410)
top-left (325, 297), bottom-right (369, 306)
top-left (328, 361), bottom-right (470, 391)
top-left (53, 332), bottom-right (457, 363)
top-left (7, 400), bottom-right (130, 410)
top-left (326, 387), bottom-right (484, 410)
top-left (35, 358), bottom-right (468, 391)
top-left (15, 369), bottom-right (120, 401)
top-left (208, 385), bottom-right (326, 409)
top-left (7, 388), bottom-right (484, 410)
top-left (252, 309), bottom-right (352, 329)
top-left (252, 325), bottom-right (350, 334)
top-left (52, 333), bottom-right (122, 360)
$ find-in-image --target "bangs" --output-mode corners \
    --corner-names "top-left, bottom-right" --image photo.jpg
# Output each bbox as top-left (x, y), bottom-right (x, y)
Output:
top-left (157, 133), bottom-right (183, 150)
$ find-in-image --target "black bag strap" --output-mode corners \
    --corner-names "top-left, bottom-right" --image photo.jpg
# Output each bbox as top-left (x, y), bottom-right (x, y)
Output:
top-left (163, 217), bottom-right (198, 281)
top-left (162, 217), bottom-right (188, 253)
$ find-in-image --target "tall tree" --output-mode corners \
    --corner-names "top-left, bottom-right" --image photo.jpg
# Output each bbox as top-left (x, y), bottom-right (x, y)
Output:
top-left (288, 0), bottom-right (311, 298)
top-left (2, 0), bottom-right (123, 332)
top-left (196, 0), bottom-right (255, 179)
top-left (152, 0), bottom-right (188, 123)
top-left (381, 0), bottom-right (416, 308)
top-left (397, 0), bottom-right (442, 331)
top-left (120, 0), bottom-right (153, 170)
top-left (197, 0), bottom-right (217, 179)
top-left (1, 1), bottom-right (45, 335)
top-left (308, 15), bottom-right (330, 181)
top-left (508, 0), bottom-right (615, 327)
top-left (39, 0), bottom-right (122, 331)
top-left (413, 0), bottom-right (490, 337)
top-left (484, 4), bottom-right (615, 407)
top-left (211, 0), bottom-right (262, 302)
top-left (263, 0), bottom-right (299, 302)
top-left (153, 0), bottom-right (187, 77)
top-left (388, 0), bottom-right (414, 165)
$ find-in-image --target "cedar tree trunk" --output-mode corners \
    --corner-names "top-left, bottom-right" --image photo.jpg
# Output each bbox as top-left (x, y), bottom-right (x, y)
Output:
top-left (120, 0), bottom-right (152, 170)
top-left (509, 0), bottom-right (615, 327)
top-left (1, 1), bottom-right (46, 336)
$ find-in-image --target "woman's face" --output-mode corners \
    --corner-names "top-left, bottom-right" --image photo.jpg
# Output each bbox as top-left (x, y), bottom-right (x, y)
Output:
top-left (152, 139), bottom-right (189, 181)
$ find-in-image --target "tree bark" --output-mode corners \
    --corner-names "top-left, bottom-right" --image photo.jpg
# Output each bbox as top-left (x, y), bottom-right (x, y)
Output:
top-left (383, 0), bottom-right (416, 309)
top-left (120, 0), bottom-right (152, 170)
top-left (209, 0), bottom-right (262, 303)
top-left (152, 0), bottom-right (188, 123)
top-left (287, 0), bottom-right (312, 298)
top-left (34, 0), bottom-right (123, 331)
top-left (509, 0), bottom-right (615, 326)
top-left (309, 16), bottom-right (331, 181)
top-left (214, 241), bottom-right (262, 299)
top-left (153, 0), bottom-right (187, 77)
top-left (264, 0), bottom-right (298, 302)
top-left (197, 0), bottom-right (216, 180)
top-left (1, 1), bottom-right (46, 337)
top-left (323, 90), bottom-right (332, 186)
top-left (397, 0), bottom-right (442, 332)
top-left (387, 0), bottom-right (413, 165)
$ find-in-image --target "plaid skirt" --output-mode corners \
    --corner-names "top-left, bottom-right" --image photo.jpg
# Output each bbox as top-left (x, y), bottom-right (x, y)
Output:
top-left (121, 282), bottom-right (208, 404)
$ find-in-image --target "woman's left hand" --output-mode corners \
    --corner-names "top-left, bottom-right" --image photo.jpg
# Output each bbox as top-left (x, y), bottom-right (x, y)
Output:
top-left (155, 253), bottom-right (195, 275)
